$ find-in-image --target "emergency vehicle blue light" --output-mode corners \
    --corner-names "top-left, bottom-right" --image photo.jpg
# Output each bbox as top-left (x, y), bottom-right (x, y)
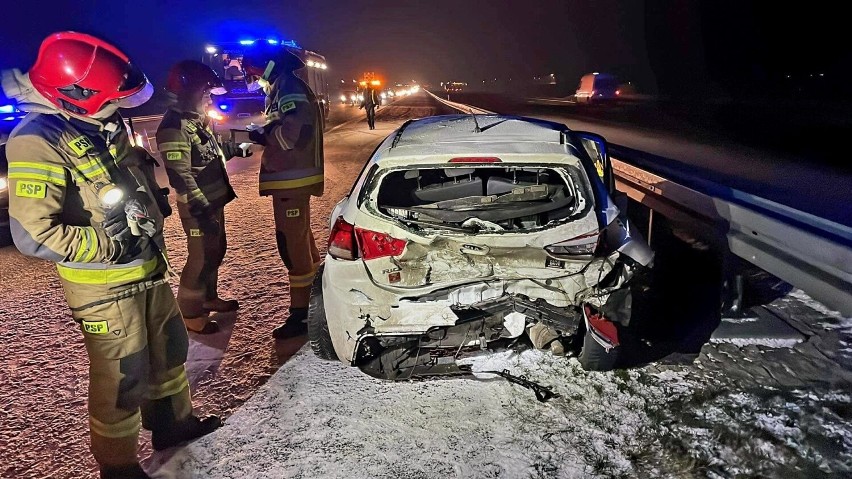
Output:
top-left (239, 40), bottom-right (256, 45)
top-left (267, 39), bottom-right (279, 45)
top-left (219, 104), bottom-right (229, 111)
top-left (0, 105), bottom-right (15, 113)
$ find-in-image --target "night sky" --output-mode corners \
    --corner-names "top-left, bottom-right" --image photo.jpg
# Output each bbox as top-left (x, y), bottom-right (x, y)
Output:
top-left (0, 1), bottom-right (652, 90)
top-left (1, 1), bottom-right (848, 100)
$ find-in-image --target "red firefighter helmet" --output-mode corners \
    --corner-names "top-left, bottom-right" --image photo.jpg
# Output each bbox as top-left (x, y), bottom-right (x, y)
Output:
top-left (166, 60), bottom-right (226, 97)
top-left (28, 31), bottom-right (153, 116)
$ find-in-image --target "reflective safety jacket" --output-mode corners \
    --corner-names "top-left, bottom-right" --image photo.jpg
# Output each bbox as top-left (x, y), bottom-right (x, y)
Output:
top-left (258, 75), bottom-right (324, 198)
top-left (6, 111), bottom-right (168, 293)
top-left (156, 108), bottom-right (235, 216)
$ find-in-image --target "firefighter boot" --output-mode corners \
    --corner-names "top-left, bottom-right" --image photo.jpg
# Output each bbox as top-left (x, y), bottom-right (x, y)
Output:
top-left (151, 414), bottom-right (223, 451)
top-left (177, 287), bottom-right (218, 334)
top-left (92, 432), bottom-right (147, 479)
top-left (272, 308), bottom-right (308, 339)
top-left (203, 267), bottom-right (240, 313)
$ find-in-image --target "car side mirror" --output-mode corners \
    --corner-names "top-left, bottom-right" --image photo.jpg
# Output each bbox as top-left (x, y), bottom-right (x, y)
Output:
top-left (573, 131), bottom-right (615, 194)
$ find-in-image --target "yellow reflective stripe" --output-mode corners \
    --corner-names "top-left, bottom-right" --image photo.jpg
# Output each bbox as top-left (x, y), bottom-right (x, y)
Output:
top-left (83, 227), bottom-right (99, 263)
top-left (8, 161), bottom-right (65, 175)
top-left (158, 141), bottom-right (191, 152)
top-left (73, 228), bottom-right (91, 262)
top-left (56, 257), bottom-right (160, 285)
top-left (8, 172), bottom-right (66, 186)
top-left (71, 157), bottom-right (109, 180)
top-left (89, 411), bottom-right (141, 439)
top-left (259, 174), bottom-right (324, 192)
top-left (290, 277), bottom-right (315, 288)
top-left (148, 369), bottom-right (190, 400)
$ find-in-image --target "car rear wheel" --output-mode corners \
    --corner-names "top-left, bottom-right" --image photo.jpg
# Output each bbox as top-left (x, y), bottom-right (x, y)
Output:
top-left (307, 266), bottom-right (338, 361)
top-left (578, 328), bottom-right (619, 371)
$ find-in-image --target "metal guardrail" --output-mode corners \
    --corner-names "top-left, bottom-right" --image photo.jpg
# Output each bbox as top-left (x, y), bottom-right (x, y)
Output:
top-left (610, 146), bottom-right (852, 317)
top-left (426, 90), bottom-right (494, 115)
top-left (426, 92), bottom-right (852, 316)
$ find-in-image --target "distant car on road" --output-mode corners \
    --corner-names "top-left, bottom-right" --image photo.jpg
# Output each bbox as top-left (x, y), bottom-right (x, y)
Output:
top-left (307, 114), bottom-right (653, 379)
top-left (339, 90), bottom-right (360, 106)
top-left (575, 72), bottom-right (620, 104)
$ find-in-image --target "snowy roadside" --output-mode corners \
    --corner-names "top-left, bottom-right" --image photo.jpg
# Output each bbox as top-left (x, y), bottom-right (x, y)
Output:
top-left (153, 329), bottom-right (852, 478)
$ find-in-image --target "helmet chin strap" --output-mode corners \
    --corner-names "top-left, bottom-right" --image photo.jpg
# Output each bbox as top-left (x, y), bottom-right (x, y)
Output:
top-left (90, 103), bottom-right (120, 119)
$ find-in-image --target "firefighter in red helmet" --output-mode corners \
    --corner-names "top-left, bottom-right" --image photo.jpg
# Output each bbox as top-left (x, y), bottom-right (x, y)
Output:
top-left (2, 32), bottom-right (220, 478)
top-left (157, 60), bottom-right (250, 334)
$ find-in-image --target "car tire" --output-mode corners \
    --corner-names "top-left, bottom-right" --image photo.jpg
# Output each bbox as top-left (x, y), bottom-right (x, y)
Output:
top-left (578, 328), bottom-right (619, 371)
top-left (307, 266), bottom-right (338, 361)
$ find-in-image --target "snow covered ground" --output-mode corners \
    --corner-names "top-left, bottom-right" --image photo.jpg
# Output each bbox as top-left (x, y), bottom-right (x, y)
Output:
top-left (1, 95), bottom-right (851, 478)
top-left (153, 335), bottom-right (852, 478)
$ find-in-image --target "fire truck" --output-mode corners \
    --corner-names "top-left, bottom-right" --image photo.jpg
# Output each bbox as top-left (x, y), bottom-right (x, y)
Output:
top-left (202, 39), bottom-right (331, 131)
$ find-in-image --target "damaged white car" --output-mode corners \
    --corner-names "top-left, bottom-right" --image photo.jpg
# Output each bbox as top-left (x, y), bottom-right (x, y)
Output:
top-left (308, 114), bottom-right (653, 379)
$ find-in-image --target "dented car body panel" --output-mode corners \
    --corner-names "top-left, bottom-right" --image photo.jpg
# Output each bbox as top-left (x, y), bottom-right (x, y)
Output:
top-left (319, 115), bottom-right (652, 377)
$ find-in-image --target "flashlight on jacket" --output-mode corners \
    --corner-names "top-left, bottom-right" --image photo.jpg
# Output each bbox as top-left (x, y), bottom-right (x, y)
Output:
top-left (96, 183), bottom-right (125, 208)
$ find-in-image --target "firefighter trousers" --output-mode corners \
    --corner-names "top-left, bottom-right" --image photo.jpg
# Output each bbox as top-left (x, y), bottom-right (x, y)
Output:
top-left (366, 106), bottom-right (377, 129)
top-left (65, 281), bottom-right (192, 468)
top-left (175, 205), bottom-right (227, 318)
top-left (272, 196), bottom-right (321, 309)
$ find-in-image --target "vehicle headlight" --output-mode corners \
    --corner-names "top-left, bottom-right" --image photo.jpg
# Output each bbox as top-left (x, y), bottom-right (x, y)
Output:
top-left (0, 176), bottom-right (7, 192)
top-left (340, 95), bottom-right (347, 102)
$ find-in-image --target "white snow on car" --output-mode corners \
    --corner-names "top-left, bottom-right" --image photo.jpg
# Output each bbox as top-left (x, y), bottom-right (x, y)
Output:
top-left (308, 114), bottom-right (653, 378)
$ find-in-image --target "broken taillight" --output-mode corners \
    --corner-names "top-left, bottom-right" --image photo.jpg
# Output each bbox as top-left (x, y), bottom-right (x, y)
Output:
top-left (583, 303), bottom-right (619, 350)
top-left (449, 157), bottom-right (502, 163)
top-left (544, 230), bottom-right (600, 258)
top-left (328, 217), bottom-right (358, 260)
top-left (355, 227), bottom-right (407, 260)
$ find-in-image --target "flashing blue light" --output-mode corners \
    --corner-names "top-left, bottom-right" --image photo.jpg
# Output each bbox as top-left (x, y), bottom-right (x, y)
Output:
top-left (239, 39), bottom-right (256, 46)
top-left (267, 39), bottom-right (279, 45)
top-left (219, 104), bottom-right (229, 111)
top-left (0, 105), bottom-right (16, 114)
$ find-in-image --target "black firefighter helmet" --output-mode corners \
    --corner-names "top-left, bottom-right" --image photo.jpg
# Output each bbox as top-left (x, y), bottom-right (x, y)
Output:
top-left (241, 43), bottom-right (305, 85)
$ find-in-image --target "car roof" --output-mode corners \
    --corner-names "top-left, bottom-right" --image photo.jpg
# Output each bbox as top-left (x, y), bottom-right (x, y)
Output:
top-left (373, 114), bottom-right (576, 164)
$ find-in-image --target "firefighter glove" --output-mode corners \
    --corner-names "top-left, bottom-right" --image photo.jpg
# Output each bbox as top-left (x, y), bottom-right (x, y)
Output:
top-left (103, 204), bottom-right (132, 241)
top-left (108, 234), bottom-right (150, 263)
top-left (221, 139), bottom-right (253, 159)
top-left (247, 127), bottom-right (266, 146)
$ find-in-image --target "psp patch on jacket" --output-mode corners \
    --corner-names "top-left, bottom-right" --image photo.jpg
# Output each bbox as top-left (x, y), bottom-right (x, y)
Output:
top-left (82, 320), bottom-right (109, 335)
top-left (67, 135), bottom-right (94, 157)
top-left (15, 181), bottom-right (47, 198)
